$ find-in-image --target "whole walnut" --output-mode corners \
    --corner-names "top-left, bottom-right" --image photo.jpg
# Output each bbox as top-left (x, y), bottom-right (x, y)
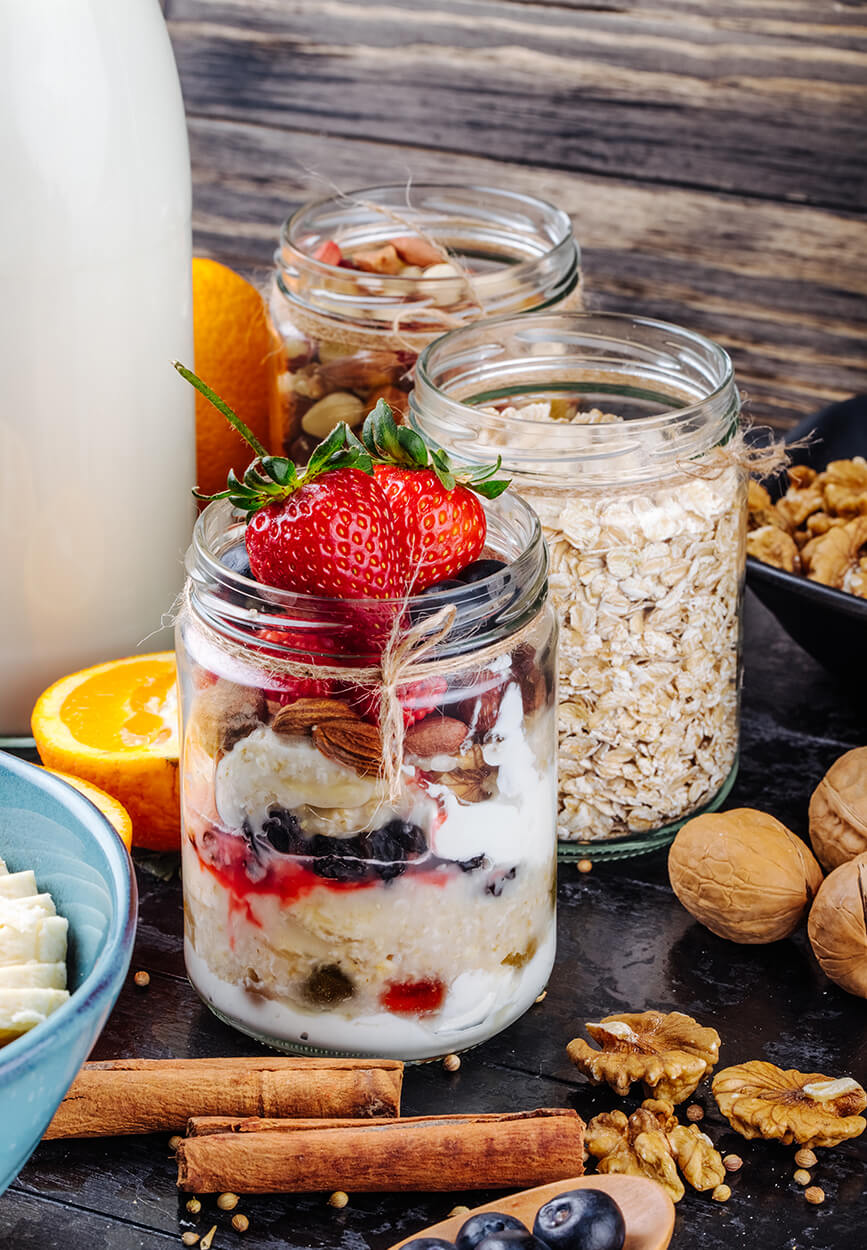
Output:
top-left (807, 853), bottom-right (867, 998)
top-left (809, 746), bottom-right (867, 871)
top-left (668, 809), bottom-right (824, 943)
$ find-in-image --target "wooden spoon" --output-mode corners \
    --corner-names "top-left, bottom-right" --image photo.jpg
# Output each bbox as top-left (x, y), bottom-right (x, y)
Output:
top-left (389, 1174), bottom-right (675, 1250)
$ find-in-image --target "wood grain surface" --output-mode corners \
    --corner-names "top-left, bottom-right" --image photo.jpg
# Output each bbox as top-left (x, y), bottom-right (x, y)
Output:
top-left (164, 0), bottom-right (867, 429)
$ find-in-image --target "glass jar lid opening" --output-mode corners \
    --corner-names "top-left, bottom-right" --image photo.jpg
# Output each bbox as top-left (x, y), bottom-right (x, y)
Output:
top-left (186, 497), bottom-right (547, 663)
top-left (411, 312), bottom-right (739, 486)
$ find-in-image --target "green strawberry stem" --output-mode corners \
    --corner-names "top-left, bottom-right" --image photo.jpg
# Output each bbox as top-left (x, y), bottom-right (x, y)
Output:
top-left (174, 361), bottom-right (373, 515)
top-left (173, 360), bottom-right (269, 459)
top-left (361, 400), bottom-right (509, 499)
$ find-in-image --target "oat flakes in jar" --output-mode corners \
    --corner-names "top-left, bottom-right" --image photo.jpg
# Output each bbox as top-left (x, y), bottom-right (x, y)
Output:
top-left (411, 312), bottom-right (747, 859)
top-left (269, 185), bottom-right (581, 461)
top-left (176, 494), bottom-right (557, 1059)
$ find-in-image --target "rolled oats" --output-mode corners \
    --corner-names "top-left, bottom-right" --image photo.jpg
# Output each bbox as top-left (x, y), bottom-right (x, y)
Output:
top-left (507, 405), bottom-right (745, 841)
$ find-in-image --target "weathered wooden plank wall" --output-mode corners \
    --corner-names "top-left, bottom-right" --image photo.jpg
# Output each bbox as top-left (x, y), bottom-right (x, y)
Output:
top-left (165, 0), bottom-right (867, 428)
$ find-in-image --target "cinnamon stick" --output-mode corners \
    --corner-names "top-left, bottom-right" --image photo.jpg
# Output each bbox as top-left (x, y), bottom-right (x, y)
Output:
top-left (44, 1057), bottom-right (403, 1139)
top-left (176, 1108), bottom-right (585, 1193)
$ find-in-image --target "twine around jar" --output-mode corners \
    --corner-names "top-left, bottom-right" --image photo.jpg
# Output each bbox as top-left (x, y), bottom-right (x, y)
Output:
top-left (181, 586), bottom-right (543, 804)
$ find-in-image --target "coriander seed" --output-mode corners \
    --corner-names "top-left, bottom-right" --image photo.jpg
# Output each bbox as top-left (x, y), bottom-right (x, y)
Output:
top-left (133, 969), bottom-right (150, 988)
top-left (794, 1169), bottom-right (811, 1186)
top-left (168, 1135), bottom-right (183, 1153)
top-left (185, 1197), bottom-right (202, 1215)
top-left (577, 859), bottom-right (592, 873)
top-left (686, 1104), bottom-right (704, 1122)
top-left (448, 1206), bottom-right (470, 1218)
top-left (443, 1053), bottom-right (461, 1073)
top-left (795, 1148), bottom-right (818, 1168)
top-left (199, 1226), bottom-right (217, 1250)
top-left (534, 990), bottom-right (547, 1004)
top-left (231, 1214), bottom-right (249, 1233)
top-left (216, 1192), bottom-right (239, 1211)
top-left (711, 1184), bottom-right (731, 1203)
top-left (181, 1234), bottom-right (199, 1247)
top-left (805, 1186), bottom-right (825, 1205)
top-left (328, 1191), bottom-right (349, 1209)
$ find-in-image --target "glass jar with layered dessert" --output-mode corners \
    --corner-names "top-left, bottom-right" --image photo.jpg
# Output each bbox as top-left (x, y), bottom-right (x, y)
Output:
top-left (177, 495), bottom-right (557, 1059)
top-left (269, 184), bottom-right (581, 461)
top-left (411, 312), bottom-right (747, 859)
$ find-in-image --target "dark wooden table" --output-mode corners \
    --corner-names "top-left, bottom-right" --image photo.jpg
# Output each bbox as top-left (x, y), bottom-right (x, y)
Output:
top-left (2, 591), bottom-right (865, 1250)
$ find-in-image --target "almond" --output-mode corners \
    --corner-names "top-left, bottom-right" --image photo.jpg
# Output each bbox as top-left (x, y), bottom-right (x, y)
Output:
top-left (352, 244), bottom-right (403, 275)
top-left (318, 353), bottom-right (403, 393)
top-left (512, 643), bottom-right (547, 715)
top-left (300, 391), bottom-right (365, 438)
top-left (454, 673), bottom-right (505, 735)
top-left (404, 715), bottom-right (469, 759)
top-left (366, 384), bottom-right (409, 420)
top-left (391, 235), bottom-right (445, 268)
top-left (313, 719), bottom-right (382, 776)
top-left (272, 698), bottom-right (360, 737)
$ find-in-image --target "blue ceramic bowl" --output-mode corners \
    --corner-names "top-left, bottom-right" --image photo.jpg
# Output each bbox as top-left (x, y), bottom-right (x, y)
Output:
top-left (0, 751), bottom-right (137, 1194)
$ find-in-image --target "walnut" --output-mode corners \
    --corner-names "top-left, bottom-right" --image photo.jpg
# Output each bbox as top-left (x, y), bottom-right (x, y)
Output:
top-left (639, 1097), bottom-right (679, 1132)
top-left (805, 511), bottom-right (846, 539)
top-left (748, 480), bottom-right (786, 531)
top-left (188, 680), bottom-right (267, 756)
top-left (747, 524), bottom-right (801, 572)
top-left (802, 516), bottom-right (867, 594)
top-left (788, 465), bottom-right (818, 490)
top-left (809, 746), bottom-right (867, 871)
top-left (775, 480), bottom-right (824, 530)
top-left (567, 1009), bottom-right (720, 1103)
top-left (713, 1060), bottom-right (866, 1148)
top-left (429, 745), bottom-right (499, 804)
top-left (586, 1110), bottom-right (685, 1204)
top-left (807, 853), bottom-right (867, 998)
top-left (821, 456), bottom-right (867, 518)
top-left (667, 808), bottom-right (824, 943)
top-left (668, 1123), bottom-right (726, 1191)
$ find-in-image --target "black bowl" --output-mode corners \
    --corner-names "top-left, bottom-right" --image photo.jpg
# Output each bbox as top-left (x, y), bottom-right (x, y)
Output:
top-left (745, 394), bottom-right (867, 680)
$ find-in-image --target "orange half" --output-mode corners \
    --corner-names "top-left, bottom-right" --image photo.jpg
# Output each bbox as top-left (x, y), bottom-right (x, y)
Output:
top-left (31, 653), bottom-right (180, 851)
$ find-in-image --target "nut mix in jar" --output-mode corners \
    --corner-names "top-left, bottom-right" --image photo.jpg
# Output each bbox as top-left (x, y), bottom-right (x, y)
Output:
top-left (269, 184), bottom-right (581, 461)
top-left (411, 312), bottom-right (747, 858)
top-left (177, 468), bottom-right (557, 1059)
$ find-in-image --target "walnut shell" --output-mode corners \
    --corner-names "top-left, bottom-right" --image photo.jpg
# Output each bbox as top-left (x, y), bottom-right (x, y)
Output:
top-left (809, 746), bottom-right (867, 871)
top-left (807, 852), bottom-right (867, 997)
top-left (668, 808), bottom-right (824, 943)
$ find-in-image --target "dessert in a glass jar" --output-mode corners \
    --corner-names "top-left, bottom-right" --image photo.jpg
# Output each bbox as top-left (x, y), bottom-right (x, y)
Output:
top-left (269, 185), bottom-right (581, 463)
top-left (176, 384), bottom-right (557, 1059)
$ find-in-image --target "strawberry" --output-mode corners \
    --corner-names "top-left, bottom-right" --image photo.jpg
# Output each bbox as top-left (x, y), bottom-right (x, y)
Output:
top-left (256, 627), bottom-right (338, 704)
top-left (360, 401), bottom-right (509, 592)
top-left (312, 239), bottom-right (343, 265)
top-left (341, 674), bottom-right (447, 728)
top-left (174, 363), bottom-right (406, 601)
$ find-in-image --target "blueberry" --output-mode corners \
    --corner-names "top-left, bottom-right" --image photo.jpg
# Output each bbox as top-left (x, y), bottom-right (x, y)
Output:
top-left (455, 559), bottom-right (507, 584)
top-left (532, 1189), bottom-right (625, 1250)
top-left (361, 819), bottom-right (427, 862)
top-left (486, 866), bottom-right (517, 897)
top-left (261, 807), bottom-right (306, 855)
top-left (220, 541), bottom-right (253, 579)
top-left (303, 963), bottom-right (354, 1005)
top-left (457, 854), bottom-right (489, 873)
top-left (456, 1213), bottom-right (528, 1250)
top-left (474, 1232), bottom-right (547, 1250)
top-left (401, 1241), bottom-right (456, 1250)
top-left (310, 854), bottom-right (370, 883)
top-left (420, 578), bottom-right (465, 595)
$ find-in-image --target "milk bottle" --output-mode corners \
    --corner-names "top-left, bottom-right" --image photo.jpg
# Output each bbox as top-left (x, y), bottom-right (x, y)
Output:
top-left (0, 0), bottom-right (195, 735)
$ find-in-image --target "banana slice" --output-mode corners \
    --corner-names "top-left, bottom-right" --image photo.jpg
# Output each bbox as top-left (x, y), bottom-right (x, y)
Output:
top-left (0, 911), bottom-right (68, 966)
top-left (0, 892), bottom-right (57, 920)
top-left (0, 870), bottom-right (39, 899)
top-left (0, 962), bottom-right (67, 989)
top-left (0, 986), bottom-right (70, 1044)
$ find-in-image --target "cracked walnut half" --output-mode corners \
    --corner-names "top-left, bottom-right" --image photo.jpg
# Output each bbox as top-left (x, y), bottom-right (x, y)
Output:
top-left (713, 1061), bottom-right (867, 1148)
top-left (567, 1009), bottom-right (721, 1103)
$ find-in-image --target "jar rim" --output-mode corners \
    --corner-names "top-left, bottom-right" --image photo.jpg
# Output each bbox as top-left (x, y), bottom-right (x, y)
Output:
top-left (281, 182), bottom-right (575, 279)
top-left (186, 496), bottom-right (548, 662)
top-left (410, 311), bottom-right (740, 483)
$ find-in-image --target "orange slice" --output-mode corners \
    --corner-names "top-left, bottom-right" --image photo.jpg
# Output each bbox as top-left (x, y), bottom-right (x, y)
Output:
top-left (31, 653), bottom-right (180, 852)
top-left (41, 770), bottom-right (134, 853)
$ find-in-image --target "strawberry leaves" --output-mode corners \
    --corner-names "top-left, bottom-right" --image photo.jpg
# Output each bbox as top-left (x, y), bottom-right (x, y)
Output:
top-left (361, 400), bottom-right (510, 499)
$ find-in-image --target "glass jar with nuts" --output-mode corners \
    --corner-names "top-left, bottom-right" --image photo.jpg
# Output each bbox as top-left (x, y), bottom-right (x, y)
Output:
top-left (411, 312), bottom-right (747, 858)
top-left (176, 493), bottom-right (557, 1060)
top-left (269, 185), bottom-right (581, 461)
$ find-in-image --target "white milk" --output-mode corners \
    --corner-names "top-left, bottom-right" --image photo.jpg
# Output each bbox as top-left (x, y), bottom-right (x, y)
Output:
top-left (0, 0), bottom-right (195, 734)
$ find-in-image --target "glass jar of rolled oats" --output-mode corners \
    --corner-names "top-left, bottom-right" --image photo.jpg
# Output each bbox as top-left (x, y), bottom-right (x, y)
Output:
top-left (177, 493), bottom-right (557, 1059)
top-left (411, 312), bottom-right (746, 859)
top-left (269, 184), bottom-right (581, 461)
